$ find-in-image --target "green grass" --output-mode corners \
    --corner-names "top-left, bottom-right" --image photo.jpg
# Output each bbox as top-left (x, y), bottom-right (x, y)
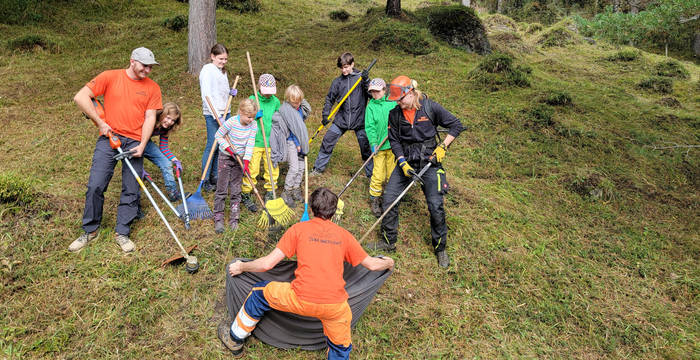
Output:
top-left (1, 0), bottom-right (699, 359)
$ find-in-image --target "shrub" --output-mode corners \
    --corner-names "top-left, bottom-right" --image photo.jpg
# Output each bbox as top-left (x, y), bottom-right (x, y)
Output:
top-left (415, 5), bottom-right (491, 55)
top-left (0, 172), bottom-right (34, 205)
top-left (468, 52), bottom-right (531, 91)
top-left (7, 35), bottom-right (58, 53)
top-left (638, 76), bottom-right (673, 94)
top-left (544, 90), bottom-right (572, 106)
top-left (605, 49), bottom-right (640, 61)
top-left (510, 1), bottom-right (560, 25)
top-left (654, 60), bottom-right (689, 79)
top-left (329, 10), bottom-right (350, 21)
top-left (368, 21), bottom-right (435, 55)
top-left (217, 0), bottom-right (260, 13)
top-left (162, 15), bottom-right (187, 32)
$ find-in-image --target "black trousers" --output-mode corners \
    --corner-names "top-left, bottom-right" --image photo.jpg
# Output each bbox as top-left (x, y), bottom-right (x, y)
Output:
top-left (313, 123), bottom-right (373, 177)
top-left (380, 162), bottom-right (447, 252)
top-left (82, 135), bottom-right (143, 236)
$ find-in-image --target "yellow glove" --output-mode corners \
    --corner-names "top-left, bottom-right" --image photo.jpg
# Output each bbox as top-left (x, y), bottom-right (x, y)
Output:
top-left (398, 159), bottom-right (415, 178)
top-left (432, 144), bottom-right (447, 163)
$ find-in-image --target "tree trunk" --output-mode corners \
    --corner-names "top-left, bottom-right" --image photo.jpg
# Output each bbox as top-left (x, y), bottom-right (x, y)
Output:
top-left (497, 0), bottom-right (504, 13)
top-left (386, 0), bottom-right (401, 17)
top-left (694, 33), bottom-right (700, 57)
top-left (188, 0), bottom-right (217, 75)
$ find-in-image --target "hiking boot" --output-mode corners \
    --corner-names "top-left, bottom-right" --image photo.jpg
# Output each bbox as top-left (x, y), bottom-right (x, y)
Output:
top-left (264, 191), bottom-right (274, 202)
top-left (229, 205), bottom-right (239, 231)
top-left (167, 189), bottom-right (181, 202)
top-left (214, 213), bottom-right (225, 234)
top-left (309, 169), bottom-right (323, 177)
top-left (68, 230), bottom-right (99, 252)
top-left (203, 180), bottom-right (216, 192)
top-left (292, 187), bottom-right (303, 203)
top-left (436, 250), bottom-right (450, 268)
top-left (364, 240), bottom-right (396, 252)
top-left (135, 206), bottom-right (146, 220)
top-left (115, 234), bottom-right (135, 253)
top-left (241, 193), bottom-right (258, 212)
top-left (218, 318), bottom-right (245, 357)
top-left (281, 189), bottom-right (296, 208)
top-left (369, 195), bottom-right (382, 218)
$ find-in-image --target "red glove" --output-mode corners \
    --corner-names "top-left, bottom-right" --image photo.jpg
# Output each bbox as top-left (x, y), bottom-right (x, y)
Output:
top-left (243, 159), bottom-right (250, 175)
top-left (225, 147), bottom-right (235, 157)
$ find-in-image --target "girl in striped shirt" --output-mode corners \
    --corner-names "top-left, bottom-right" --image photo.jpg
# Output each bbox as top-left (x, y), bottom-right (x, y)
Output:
top-left (143, 102), bottom-right (183, 201)
top-left (213, 99), bottom-right (260, 233)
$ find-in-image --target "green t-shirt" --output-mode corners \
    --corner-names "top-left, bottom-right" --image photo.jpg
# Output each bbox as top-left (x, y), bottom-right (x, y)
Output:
top-left (249, 92), bottom-right (281, 147)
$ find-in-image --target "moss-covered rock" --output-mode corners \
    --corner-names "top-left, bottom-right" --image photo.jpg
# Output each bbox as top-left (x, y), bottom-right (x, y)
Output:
top-left (638, 76), bottom-right (673, 94)
top-left (415, 5), bottom-right (491, 55)
top-left (468, 52), bottom-right (531, 91)
top-left (483, 13), bottom-right (518, 34)
top-left (605, 48), bottom-right (640, 61)
top-left (654, 60), bottom-right (690, 79)
top-left (488, 31), bottom-right (533, 55)
top-left (536, 22), bottom-right (581, 48)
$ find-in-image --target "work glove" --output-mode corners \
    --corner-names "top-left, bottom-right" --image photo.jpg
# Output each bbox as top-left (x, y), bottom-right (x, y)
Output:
top-left (243, 159), bottom-right (250, 175)
top-left (431, 144), bottom-right (447, 165)
top-left (255, 110), bottom-right (263, 120)
top-left (225, 146), bottom-right (236, 157)
top-left (361, 69), bottom-right (369, 82)
top-left (229, 88), bottom-right (238, 97)
top-left (142, 168), bottom-right (150, 179)
top-left (172, 159), bottom-right (183, 174)
top-left (398, 158), bottom-right (416, 178)
top-left (297, 152), bottom-right (306, 161)
top-left (321, 115), bottom-right (330, 126)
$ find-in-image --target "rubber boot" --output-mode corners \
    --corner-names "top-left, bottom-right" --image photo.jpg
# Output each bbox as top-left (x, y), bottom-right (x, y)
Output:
top-left (370, 195), bottom-right (382, 218)
top-left (281, 189), bottom-right (296, 208)
top-left (214, 212), bottom-right (225, 234)
top-left (241, 192), bottom-right (258, 212)
top-left (229, 204), bottom-right (239, 231)
top-left (292, 187), bottom-right (303, 203)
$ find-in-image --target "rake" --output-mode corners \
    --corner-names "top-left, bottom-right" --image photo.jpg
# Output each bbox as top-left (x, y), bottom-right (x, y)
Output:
top-left (204, 96), bottom-right (277, 229)
top-left (177, 143), bottom-right (215, 220)
top-left (246, 51), bottom-right (295, 226)
top-left (333, 135), bottom-right (388, 223)
top-left (300, 156), bottom-right (310, 222)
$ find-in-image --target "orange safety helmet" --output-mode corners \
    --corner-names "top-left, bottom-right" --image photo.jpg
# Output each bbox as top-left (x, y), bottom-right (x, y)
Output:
top-left (387, 75), bottom-right (413, 101)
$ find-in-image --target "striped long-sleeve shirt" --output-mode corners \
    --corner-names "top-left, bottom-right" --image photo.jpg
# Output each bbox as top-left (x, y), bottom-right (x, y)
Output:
top-left (215, 115), bottom-right (257, 161)
top-left (158, 135), bottom-right (175, 160)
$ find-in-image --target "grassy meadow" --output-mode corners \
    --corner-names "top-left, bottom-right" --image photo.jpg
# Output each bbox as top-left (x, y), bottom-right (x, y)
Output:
top-left (1, 0), bottom-right (698, 358)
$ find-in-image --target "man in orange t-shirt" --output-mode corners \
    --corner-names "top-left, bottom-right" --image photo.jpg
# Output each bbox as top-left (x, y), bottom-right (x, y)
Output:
top-left (68, 47), bottom-right (162, 254)
top-left (219, 187), bottom-right (394, 359)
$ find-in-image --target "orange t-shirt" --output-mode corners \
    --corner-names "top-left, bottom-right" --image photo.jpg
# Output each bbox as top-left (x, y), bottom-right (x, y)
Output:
top-left (276, 217), bottom-right (369, 304)
top-left (402, 108), bottom-right (416, 126)
top-left (87, 69), bottom-right (162, 141)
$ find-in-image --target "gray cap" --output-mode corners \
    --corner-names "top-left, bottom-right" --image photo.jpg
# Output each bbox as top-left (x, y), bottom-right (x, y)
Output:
top-left (131, 47), bottom-right (160, 65)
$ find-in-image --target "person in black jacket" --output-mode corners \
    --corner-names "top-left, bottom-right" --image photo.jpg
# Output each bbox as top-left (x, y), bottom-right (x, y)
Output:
top-left (310, 52), bottom-right (373, 177)
top-left (365, 75), bottom-right (463, 268)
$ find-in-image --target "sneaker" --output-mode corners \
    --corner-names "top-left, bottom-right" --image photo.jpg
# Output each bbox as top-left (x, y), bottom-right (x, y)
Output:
top-left (68, 230), bottom-right (99, 252)
top-left (370, 195), bottom-right (382, 218)
top-left (217, 319), bottom-right (245, 357)
top-left (309, 169), bottom-right (323, 177)
top-left (365, 240), bottom-right (396, 252)
top-left (135, 206), bottom-right (146, 220)
top-left (436, 250), bottom-right (450, 268)
top-left (264, 191), bottom-right (274, 202)
top-left (281, 190), bottom-right (296, 208)
top-left (115, 234), bottom-right (135, 253)
top-left (214, 213), bottom-right (225, 234)
top-left (241, 193), bottom-right (258, 213)
top-left (229, 219), bottom-right (239, 231)
top-left (203, 180), bottom-right (216, 192)
top-left (292, 187), bottom-right (303, 203)
top-left (167, 189), bottom-right (181, 202)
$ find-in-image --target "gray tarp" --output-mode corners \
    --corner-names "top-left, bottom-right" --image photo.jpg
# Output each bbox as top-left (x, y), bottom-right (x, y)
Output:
top-left (225, 258), bottom-right (392, 350)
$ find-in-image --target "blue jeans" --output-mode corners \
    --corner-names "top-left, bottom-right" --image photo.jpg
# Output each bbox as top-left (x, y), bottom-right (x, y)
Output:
top-left (143, 140), bottom-right (176, 194)
top-left (201, 113), bottom-right (231, 183)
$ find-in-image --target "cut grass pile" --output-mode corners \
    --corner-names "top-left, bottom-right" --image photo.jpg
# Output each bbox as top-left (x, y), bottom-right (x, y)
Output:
top-left (0, 0), bottom-right (698, 359)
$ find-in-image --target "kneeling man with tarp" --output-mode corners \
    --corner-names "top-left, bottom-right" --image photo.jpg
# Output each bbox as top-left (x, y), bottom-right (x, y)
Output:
top-left (219, 187), bottom-right (395, 359)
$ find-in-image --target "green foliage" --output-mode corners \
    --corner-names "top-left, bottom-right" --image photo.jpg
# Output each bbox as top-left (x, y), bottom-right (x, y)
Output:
top-left (368, 21), bottom-right (435, 55)
top-left (654, 60), bottom-right (690, 79)
top-left (7, 35), bottom-right (58, 53)
top-left (544, 90), bottom-right (572, 106)
top-left (483, 13), bottom-right (518, 33)
top-left (525, 22), bottom-right (544, 34)
top-left (162, 14), bottom-right (187, 32)
top-left (638, 76), bottom-right (673, 94)
top-left (537, 23), bottom-right (580, 47)
top-left (0, 0), bottom-right (42, 24)
top-left (468, 52), bottom-right (531, 90)
top-left (575, 0), bottom-right (699, 53)
top-left (605, 48), bottom-right (640, 61)
top-left (329, 9), bottom-right (350, 21)
top-left (509, 1), bottom-right (561, 25)
top-left (0, 172), bottom-right (34, 205)
top-left (524, 104), bottom-right (555, 127)
top-left (567, 171), bottom-right (616, 201)
top-left (217, 0), bottom-right (261, 13)
top-left (414, 5), bottom-right (491, 54)
top-left (657, 97), bottom-right (681, 108)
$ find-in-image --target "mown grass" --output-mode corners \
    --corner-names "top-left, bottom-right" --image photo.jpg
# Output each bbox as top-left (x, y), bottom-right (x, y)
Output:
top-left (1, 0), bottom-right (699, 359)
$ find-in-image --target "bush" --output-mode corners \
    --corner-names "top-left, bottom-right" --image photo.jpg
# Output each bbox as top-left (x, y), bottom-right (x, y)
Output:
top-left (415, 5), bottom-right (491, 55)
top-left (162, 15), bottom-right (187, 32)
top-left (509, 1), bottom-right (560, 25)
top-left (368, 21), bottom-right (435, 55)
top-left (638, 76), bottom-right (673, 94)
top-left (217, 0), bottom-right (260, 13)
top-left (654, 60), bottom-right (689, 79)
top-left (605, 49), bottom-right (640, 61)
top-left (544, 90), bottom-right (572, 106)
top-left (0, 173), bottom-right (34, 205)
top-left (329, 10), bottom-right (350, 21)
top-left (468, 52), bottom-right (531, 91)
top-left (7, 35), bottom-right (58, 53)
